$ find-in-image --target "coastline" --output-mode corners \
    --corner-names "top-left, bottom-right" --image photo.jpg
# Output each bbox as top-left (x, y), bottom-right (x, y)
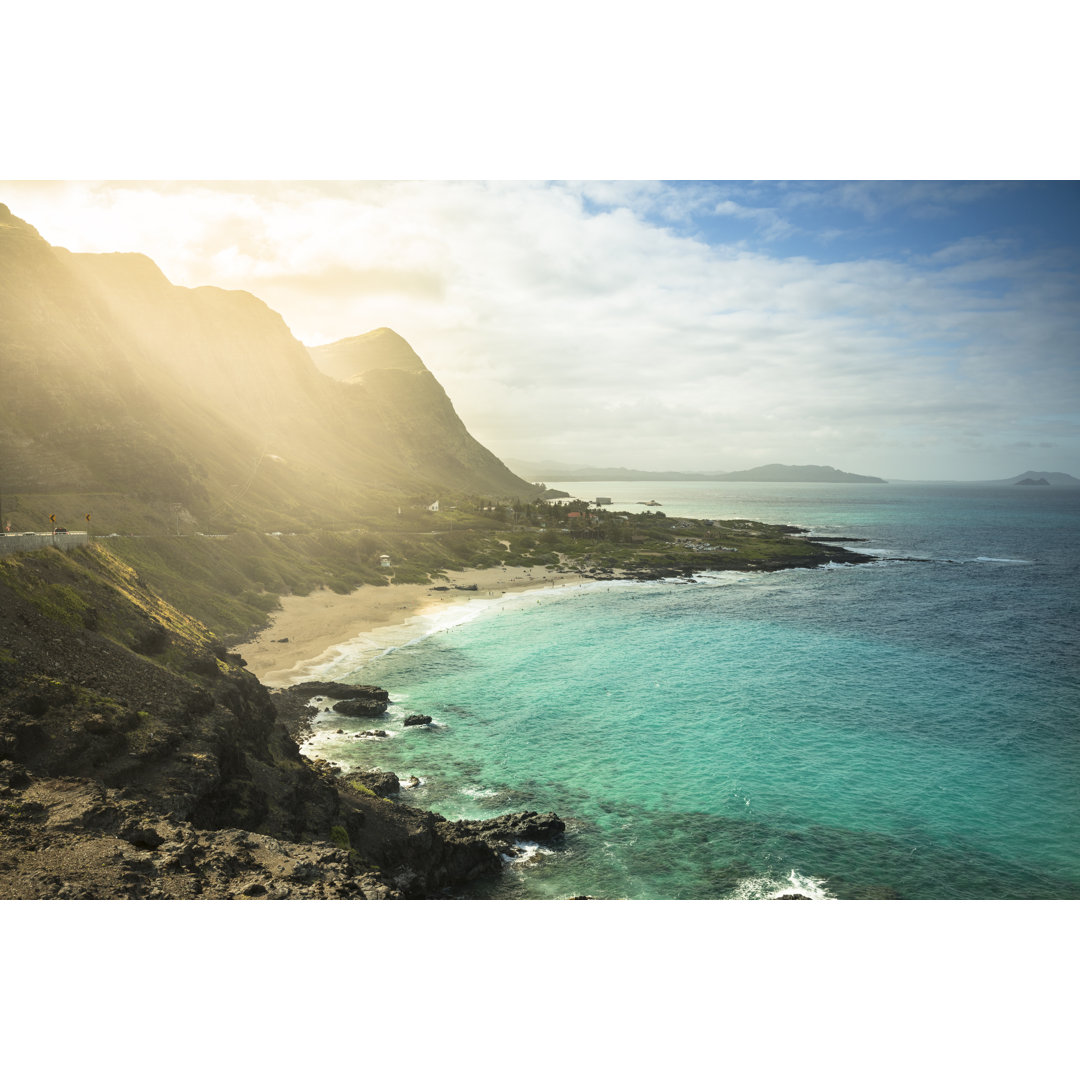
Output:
top-left (238, 565), bottom-right (589, 685)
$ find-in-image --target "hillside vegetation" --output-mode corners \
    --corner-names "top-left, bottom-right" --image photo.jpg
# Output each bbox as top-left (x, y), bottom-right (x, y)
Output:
top-left (0, 203), bottom-right (535, 539)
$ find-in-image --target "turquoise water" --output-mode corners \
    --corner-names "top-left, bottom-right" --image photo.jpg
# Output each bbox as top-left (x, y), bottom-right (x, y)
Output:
top-left (306, 482), bottom-right (1080, 899)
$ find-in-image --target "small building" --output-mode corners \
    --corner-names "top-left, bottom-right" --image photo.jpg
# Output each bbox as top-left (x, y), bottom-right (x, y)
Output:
top-left (567, 511), bottom-right (582, 519)
top-left (379, 554), bottom-right (392, 568)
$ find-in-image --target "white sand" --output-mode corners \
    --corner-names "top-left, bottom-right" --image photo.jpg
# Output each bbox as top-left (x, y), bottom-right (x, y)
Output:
top-left (237, 566), bottom-right (587, 686)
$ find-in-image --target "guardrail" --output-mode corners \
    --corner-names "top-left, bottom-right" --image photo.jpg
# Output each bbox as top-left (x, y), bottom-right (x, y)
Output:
top-left (0, 531), bottom-right (91, 556)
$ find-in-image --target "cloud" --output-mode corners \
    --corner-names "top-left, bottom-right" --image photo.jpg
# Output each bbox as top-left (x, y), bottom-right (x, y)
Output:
top-left (3, 180), bottom-right (1077, 480)
top-left (711, 199), bottom-right (795, 241)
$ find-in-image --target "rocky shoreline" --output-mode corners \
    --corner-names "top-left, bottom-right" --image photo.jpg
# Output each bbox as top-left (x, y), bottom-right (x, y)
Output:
top-left (0, 547), bottom-right (567, 899)
top-left (562, 532), bottom-right (876, 584)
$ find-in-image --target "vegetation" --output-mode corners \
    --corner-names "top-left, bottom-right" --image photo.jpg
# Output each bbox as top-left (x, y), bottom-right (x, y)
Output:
top-left (329, 824), bottom-right (352, 851)
top-left (20, 496), bottom-right (854, 642)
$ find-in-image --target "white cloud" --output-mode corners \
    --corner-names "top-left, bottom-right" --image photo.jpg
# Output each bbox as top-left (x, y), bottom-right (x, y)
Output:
top-left (712, 199), bottom-right (795, 241)
top-left (3, 180), bottom-right (1077, 480)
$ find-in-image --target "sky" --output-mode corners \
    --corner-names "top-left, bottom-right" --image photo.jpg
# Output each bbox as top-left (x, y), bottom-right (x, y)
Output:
top-left (4, 179), bottom-right (1079, 480)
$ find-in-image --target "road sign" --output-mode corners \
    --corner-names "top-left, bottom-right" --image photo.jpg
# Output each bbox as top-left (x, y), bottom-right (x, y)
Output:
top-left (49, 514), bottom-right (55, 523)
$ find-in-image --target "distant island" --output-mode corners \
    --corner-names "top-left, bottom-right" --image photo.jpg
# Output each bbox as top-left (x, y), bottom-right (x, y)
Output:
top-left (514, 461), bottom-right (1080, 486)
top-left (508, 461), bottom-right (887, 484)
top-left (997, 471), bottom-right (1080, 486)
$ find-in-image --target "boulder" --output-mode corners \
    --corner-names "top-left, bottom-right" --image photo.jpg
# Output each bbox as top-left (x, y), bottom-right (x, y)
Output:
top-left (349, 770), bottom-right (400, 796)
top-left (332, 696), bottom-right (389, 718)
top-left (403, 714), bottom-right (433, 726)
top-left (293, 681), bottom-right (389, 702)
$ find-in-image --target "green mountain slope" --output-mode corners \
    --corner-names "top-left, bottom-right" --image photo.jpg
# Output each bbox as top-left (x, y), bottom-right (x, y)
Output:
top-left (0, 204), bottom-right (536, 532)
top-left (309, 329), bottom-right (533, 497)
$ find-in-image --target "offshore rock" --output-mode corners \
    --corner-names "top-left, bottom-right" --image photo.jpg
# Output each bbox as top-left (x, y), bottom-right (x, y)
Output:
top-left (333, 696), bottom-right (389, 718)
top-left (294, 681), bottom-right (390, 702)
top-left (403, 714), bottom-right (433, 726)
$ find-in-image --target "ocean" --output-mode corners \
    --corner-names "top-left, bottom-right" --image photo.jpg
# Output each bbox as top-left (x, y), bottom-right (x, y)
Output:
top-left (301, 481), bottom-right (1080, 899)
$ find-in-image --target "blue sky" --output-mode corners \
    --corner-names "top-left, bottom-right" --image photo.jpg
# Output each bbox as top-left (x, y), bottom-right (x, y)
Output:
top-left (5, 179), bottom-right (1079, 480)
top-left (597, 180), bottom-right (1080, 264)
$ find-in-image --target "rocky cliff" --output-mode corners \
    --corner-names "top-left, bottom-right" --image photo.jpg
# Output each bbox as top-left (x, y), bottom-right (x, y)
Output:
top-left (0, 545), bottom-right (563, 899)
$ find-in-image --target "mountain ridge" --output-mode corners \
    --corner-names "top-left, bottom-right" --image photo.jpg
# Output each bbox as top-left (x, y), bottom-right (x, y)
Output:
top-left (507, 460), bottom-right (887, 483)
top-left (0, 204), bottom-right (537, 532)
top-left (308, 327), bottom-right (427, 380)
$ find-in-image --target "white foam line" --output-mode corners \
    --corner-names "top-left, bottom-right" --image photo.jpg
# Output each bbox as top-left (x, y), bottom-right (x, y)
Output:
top-left (304, 576), bottom-right (640, 680)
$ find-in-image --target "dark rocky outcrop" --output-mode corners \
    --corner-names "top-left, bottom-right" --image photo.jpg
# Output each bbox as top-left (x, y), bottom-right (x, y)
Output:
top-left (326, 796), bottom-right (565, 898)
top-left (293, 681), bottom-right (390, 702)
top-left (332, 696), bottom-right (389, 718)
top-left (403, 714), bottom-right (433, 726)
top-left (439, 811), bottom-right (566, 855)
top-left (348, 769), bottom-right (400, 796)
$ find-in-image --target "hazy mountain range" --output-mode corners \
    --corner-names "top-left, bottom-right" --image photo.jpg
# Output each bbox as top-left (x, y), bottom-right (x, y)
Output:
top-left (509, 461), bottom-right (1080, 486)
top-left (508, 461), bottom-right (887, 483)
top-left (0, 205), bottom-right (535, 531)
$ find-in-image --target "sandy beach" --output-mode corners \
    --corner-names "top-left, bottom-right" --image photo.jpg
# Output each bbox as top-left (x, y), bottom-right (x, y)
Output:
top-left (238, 565), bottom-right (587, 686)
